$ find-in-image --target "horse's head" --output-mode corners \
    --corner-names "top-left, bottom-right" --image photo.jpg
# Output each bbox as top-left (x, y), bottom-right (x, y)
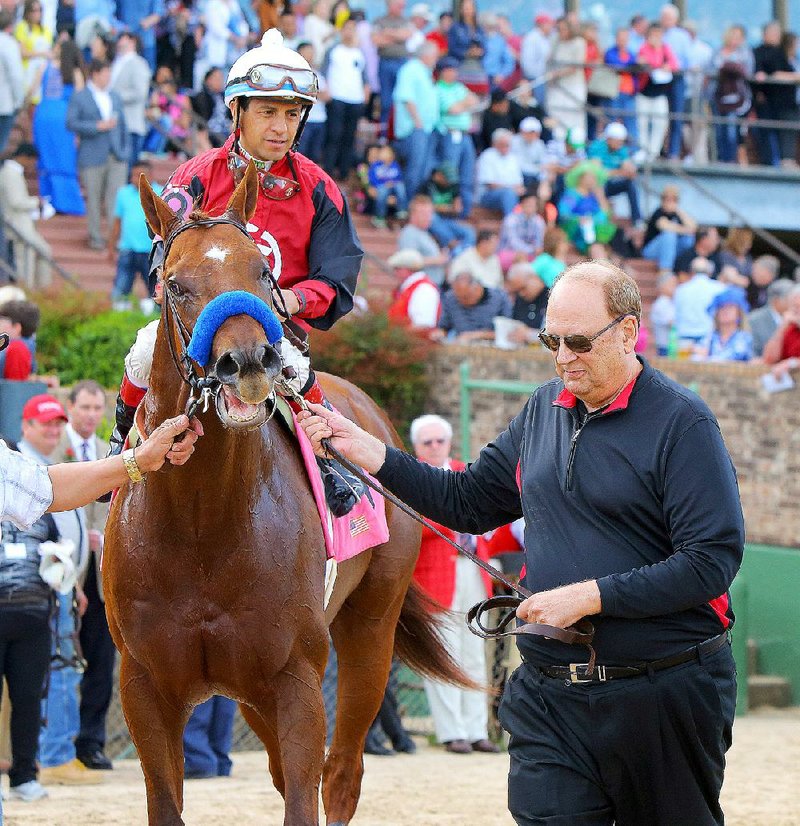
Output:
top-left (140, 162), bottom-right (284, 431)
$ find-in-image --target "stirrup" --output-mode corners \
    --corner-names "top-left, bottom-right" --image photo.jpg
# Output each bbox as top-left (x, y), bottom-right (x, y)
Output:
top-left (317, 456), bottom-right (366, 518)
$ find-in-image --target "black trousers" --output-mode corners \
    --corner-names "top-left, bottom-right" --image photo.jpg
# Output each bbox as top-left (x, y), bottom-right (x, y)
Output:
top-left (75, 562), bottom-right (116, 755)
top-left (498, 642), bottom-right (736, 826)
top-left (323, 100), bottom-right (364, 179)
top-left (0, 604), bottom-right (51, 786)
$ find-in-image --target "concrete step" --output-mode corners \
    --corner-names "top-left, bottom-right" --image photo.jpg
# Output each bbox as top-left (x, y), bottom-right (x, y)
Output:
top-left (748, 674), bottom-right (793, 709)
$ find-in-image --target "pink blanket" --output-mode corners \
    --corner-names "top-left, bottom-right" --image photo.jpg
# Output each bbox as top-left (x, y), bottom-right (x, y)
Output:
top-left (291, 410), bottom-right (390, 561)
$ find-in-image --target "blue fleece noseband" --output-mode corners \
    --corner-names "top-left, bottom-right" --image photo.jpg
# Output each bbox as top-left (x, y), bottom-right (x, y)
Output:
top-left (187, 290), bottom-right (283, 367)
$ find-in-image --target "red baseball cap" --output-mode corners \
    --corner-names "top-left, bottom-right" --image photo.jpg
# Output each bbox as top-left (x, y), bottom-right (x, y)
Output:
top-left (535, 13), bottom-right (554, 24)
top-left (22, 394), bottom-right (68, 424)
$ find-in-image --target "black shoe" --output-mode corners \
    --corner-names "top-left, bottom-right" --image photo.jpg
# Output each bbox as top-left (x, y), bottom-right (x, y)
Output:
top-left (392, 736), bottom-right (417, 754)
top-left (184, 767), bottom-right (216, 780)
top-left (364, 740), bottom-right (395, 756)
top-left (77, 749), bottom-right (113, 770)
top-left (97, 393), bottom-right (138, 502)
top-left (317, 457), bottom-right (367, 518)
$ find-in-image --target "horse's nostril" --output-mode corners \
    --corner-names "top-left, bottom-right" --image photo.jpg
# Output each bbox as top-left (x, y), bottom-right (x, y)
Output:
top-left (215, 352), bottom-right (242, 383)
top-left (257, 344), bottom-right (282, 375)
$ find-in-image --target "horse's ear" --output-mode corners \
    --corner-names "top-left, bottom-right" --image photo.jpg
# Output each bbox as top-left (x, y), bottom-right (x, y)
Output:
top-left (139, 174), bottom-right (180, 240)
top-left (225, 160), bottom-right (259, 225)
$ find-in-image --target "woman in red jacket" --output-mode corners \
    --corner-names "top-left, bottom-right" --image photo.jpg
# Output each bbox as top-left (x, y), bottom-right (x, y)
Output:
top-left (410, 414), bottom-right (498, 755)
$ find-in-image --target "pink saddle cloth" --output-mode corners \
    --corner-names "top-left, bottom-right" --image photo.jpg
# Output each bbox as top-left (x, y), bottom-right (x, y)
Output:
top-left (291, 409), bottom-right (389, 562)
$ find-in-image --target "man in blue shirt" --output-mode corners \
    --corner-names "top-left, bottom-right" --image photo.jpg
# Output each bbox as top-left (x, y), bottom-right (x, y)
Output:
top-left (393, 41), bottom-right (440, 199)
top-left (587, 123), bottom-right (641, 226)
top-left (109, 161), bottom-right (161, 312)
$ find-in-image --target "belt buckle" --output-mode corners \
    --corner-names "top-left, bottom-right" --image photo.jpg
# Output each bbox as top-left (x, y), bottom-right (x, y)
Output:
top-left (568, 664), bottom-right (606, 684)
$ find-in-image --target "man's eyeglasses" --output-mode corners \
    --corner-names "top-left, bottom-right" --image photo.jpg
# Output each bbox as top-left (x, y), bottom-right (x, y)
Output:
top-left (538, 314), bottom-right (631, 354)
top-left (421, 438), bottom-right (447, 447)
top-left (227, 150), bottom-right (300, 200)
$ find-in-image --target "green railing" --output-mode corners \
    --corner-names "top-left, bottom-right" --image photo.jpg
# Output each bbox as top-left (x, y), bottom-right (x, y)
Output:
top-left (458, 362), bottom-right (538, 462)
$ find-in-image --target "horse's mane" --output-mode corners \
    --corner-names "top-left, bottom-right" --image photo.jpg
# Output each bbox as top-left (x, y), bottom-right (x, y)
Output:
top-left (188, 208), bottom-right (212, 222)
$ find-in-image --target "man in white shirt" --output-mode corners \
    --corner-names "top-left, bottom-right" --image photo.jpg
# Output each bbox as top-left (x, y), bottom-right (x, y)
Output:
top-left (321, 18), bottom-right (369, 180)
top-left (477, 128), bottom-right (525, 216)
top-left (520, 13), bottom-right (554, 105)
top-left (673, 257), bottom-right (726, 341)
top-left (682, 21), bottom-right (713, 165)
top-left (511, 117), bottom-right (547, 187)
top-left (448, 229), bottom-right (503, 289)
top-left (405, 3), bottom-right (432, 54)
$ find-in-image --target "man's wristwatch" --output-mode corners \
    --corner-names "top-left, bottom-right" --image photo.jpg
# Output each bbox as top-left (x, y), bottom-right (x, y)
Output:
top-left (122, 448), bottom-right (145, 483)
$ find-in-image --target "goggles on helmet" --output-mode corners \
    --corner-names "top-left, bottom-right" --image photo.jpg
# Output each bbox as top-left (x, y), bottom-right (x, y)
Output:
top-left (226, 63), bottom-right (319, 101)
top-left (227, 150), bottom-right (301, 200)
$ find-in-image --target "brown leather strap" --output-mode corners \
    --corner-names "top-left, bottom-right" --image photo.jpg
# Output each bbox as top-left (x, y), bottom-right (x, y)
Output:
top-left (467, 595), bottom-right (597, 674)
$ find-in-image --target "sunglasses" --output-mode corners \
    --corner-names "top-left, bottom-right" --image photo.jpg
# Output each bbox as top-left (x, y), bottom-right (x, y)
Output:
top-left (229, 64), bottom-right (319, 98)
top-left (421, 438), bottom-right (447, 447)
top-left (538, 314), bottom-right (630, 354)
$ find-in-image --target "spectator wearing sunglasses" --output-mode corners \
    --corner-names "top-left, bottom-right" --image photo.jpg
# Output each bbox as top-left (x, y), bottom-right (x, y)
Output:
top-left (409, 414), bottom-right (497, 755)
top-left (299, 259), bottom-right (743, 826)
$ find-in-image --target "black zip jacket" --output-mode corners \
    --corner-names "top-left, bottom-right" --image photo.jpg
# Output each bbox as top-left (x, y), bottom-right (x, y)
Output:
top-left (376, 358), bottom-right (745, 666)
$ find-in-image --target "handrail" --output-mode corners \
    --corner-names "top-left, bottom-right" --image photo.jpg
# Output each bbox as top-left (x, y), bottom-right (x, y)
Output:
top-left (0, 216), bottom-right (83, 288)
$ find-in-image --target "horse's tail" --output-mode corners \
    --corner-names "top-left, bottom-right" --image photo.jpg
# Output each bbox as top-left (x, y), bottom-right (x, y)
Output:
top-left (393, 580), bottom-right (482, 690)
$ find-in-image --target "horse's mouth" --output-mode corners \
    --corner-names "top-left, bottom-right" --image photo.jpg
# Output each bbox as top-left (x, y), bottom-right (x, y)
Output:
top-left (215, 384), bottom-right (271, 430)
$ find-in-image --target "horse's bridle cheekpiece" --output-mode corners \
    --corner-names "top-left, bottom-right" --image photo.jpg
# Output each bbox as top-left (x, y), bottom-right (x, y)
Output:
top-left (160, 215), bottom-right (286, 419)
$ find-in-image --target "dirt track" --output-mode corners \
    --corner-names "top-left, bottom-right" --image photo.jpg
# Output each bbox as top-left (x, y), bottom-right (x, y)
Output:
top-left (4, 708), bottom-right (799, 825)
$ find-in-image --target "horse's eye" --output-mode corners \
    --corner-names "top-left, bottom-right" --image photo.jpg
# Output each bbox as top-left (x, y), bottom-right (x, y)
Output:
top-left (168, 278), bottom-right (187, 298)
top-left (259, 268), bottom-right (273, 283)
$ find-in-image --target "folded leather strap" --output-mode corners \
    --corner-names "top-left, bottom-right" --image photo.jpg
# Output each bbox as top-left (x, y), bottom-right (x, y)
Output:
top-left (536, 631), bottom-right (729, 684)
top-left (467, 595), bottom-right (597, 675)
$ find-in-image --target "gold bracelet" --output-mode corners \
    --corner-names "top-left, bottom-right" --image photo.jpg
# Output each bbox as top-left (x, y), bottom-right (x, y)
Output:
top-left (122, 447), bottom-right (144, 483)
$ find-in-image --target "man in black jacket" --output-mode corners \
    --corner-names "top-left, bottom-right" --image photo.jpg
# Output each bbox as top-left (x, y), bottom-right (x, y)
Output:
top-left (299, 260), bottom-right (744, 826)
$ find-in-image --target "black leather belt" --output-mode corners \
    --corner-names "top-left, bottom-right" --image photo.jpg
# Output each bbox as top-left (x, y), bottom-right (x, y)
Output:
top-left (533, 632), bottom-right (729, 684)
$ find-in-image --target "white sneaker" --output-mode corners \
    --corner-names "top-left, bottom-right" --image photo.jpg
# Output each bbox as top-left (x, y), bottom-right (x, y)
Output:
top-left (8, 780), bottom-right (48, 801)
top-left (112, 298), bottom-right (132, 312)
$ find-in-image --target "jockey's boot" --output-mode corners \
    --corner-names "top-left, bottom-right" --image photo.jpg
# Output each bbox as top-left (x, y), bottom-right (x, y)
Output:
top-left (97, 375), bottom-right (146, 502)
top-left (290, 373), bottom-right (367, 518)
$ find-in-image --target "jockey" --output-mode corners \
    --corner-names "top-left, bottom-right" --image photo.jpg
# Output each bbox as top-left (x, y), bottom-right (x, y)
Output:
top-left (109, 29), bottom-right (366, 515)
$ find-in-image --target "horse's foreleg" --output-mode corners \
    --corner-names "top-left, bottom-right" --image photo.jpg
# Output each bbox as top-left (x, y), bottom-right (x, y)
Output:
top-left (119, 650), bottom-right (190, 826)
top-left (323, 598), bottom-right (402, 826)
top-left (238, 702), bottom-right (286, 797)
top-left (269, 658), bottom-right (328, 826)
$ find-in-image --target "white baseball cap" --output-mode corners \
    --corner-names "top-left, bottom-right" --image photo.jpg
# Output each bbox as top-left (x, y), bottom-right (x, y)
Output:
top-left (605, 122), bottom-right (628, 141)
top-left (387, 249), bottom-right (425, 270)
top-left (519, 117), bottom-right (542, 133)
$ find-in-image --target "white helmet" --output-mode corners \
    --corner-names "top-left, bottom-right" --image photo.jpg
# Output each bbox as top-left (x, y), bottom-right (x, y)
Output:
top-left (225, 29), bottom-right (318, 109)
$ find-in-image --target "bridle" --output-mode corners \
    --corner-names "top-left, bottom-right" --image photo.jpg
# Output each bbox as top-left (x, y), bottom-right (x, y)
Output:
top-left (159, 215), bottom-right (289, 419)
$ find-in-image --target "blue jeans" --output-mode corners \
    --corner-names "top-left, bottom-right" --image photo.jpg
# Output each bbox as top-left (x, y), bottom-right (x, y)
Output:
top-left (642, 231), bottom-right (694, 271)
top-left (298, 121), bottom-right (326, 163)
top-left (374, 182), bottom-right (408, 218)
top-left (395, 129), bottom-right (436, 200)
top-left (605, 177), bottom-right (641, 223)
top-left (438, 131), bottom-right (476, 217)
top-left (128, 132), bottom-right (144, 173)
top-left (609, 93), bottom-right (637, 140)
top-left (378, 56), bottom-right (406, 125)
top-left (667, 74), bottom-right (686, 158)
top-left (183, 696), bottom-right (237, 776)
top-left (480, 187), bottom-right (519, 216)
top-left (429, 213), bottom-right (476, 257)
top-left (323, 99), bottom-right (364, 179)
top-left (112, 250), bottom-right (151, 299)
top-left (714, 112), bottom-right (739, 163)
top-left (39, 593), bottom-right (81, 768)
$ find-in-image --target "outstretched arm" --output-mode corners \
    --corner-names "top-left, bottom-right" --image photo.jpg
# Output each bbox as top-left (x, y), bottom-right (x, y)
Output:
top-left (47, 415), bottom-right (202, 512)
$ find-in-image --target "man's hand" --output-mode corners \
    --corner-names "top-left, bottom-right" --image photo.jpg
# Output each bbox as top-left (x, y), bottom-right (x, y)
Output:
top-left (88, 529), bottom-right (102, 553)
top-left (278, 289), bottom-right (300, 318)
top-left (297, 403), bottom-right (387, 474)
top-left (515, 580), bottom-right (602, 629)
top-left (75, 584), bottom-right (89, 617)
top-left (135, 415), bottom-right (203, 472)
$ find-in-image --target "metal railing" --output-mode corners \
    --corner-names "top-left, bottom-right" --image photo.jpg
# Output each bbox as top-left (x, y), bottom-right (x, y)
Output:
top-left (0, 216), bottom-right (82, 288)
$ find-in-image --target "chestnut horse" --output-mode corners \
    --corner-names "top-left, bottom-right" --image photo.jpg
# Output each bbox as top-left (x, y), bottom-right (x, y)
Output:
top-left (103, 164), bottom-right (467, 826)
